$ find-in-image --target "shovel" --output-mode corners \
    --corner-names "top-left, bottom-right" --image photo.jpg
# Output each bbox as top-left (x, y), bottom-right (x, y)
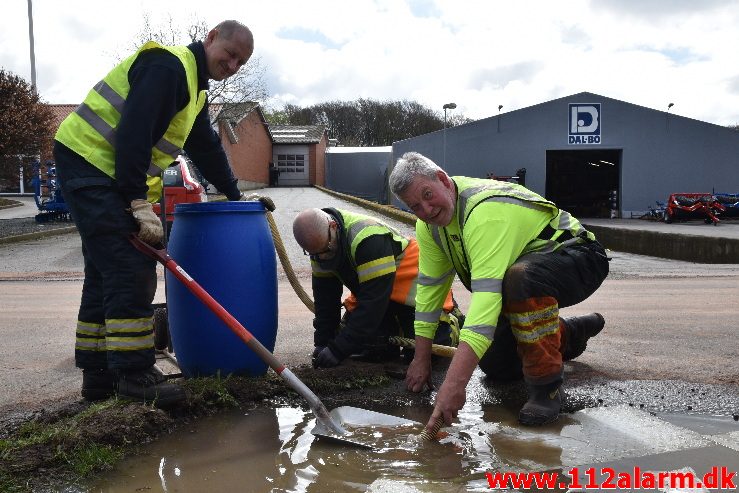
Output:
top-left (129, 234), bottom-right (415, 449)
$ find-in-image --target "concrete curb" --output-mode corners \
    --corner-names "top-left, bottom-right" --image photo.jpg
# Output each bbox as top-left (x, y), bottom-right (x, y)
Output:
top-left (314, 186), bottom-right (739, 264)
top-left (583, 223), bottom-right (739, 264)
top-left (10, 186), bottom-right (733, 264)
top-left (0, 226), bottom-right (78, 246)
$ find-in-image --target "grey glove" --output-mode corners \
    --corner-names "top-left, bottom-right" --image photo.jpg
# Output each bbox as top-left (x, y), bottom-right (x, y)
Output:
top-left (312, 346), bottom-right (341, 368)
top-left (311, 346), bottom-right (325, 368)
top-left (129, 199), bottom-right (163, 246)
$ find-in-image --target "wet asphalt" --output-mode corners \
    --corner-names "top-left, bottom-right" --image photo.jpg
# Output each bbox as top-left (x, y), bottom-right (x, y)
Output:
top-left (0, 187), bottom-right (737, 480)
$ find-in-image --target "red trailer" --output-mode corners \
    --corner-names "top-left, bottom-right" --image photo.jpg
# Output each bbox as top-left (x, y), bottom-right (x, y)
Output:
top-left (663, 193), bottom-right (725, 225)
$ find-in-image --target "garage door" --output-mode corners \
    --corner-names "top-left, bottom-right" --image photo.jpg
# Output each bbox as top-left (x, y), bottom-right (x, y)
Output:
top-left (274, 146), bottom-right (309, 186)
top-left (545, 149), bottom-right (621, 218)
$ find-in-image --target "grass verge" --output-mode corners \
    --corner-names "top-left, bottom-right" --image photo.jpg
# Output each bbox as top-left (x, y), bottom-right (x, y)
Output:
top-left (0, 364), bottom-right (393, 491)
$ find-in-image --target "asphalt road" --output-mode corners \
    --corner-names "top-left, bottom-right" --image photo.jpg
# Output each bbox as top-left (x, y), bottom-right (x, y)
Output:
top-left (1, 187), bottom-right (738, 420)
top-left (0, 195), bottom-right (38, 220)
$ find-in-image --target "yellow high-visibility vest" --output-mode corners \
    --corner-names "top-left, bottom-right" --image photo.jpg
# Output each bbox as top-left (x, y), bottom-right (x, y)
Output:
top-left (55, 41), bottom-right (207, 202)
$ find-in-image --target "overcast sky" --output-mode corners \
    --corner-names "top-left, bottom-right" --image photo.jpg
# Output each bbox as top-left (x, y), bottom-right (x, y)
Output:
top-left (2, 0), bottom-right (738, 126)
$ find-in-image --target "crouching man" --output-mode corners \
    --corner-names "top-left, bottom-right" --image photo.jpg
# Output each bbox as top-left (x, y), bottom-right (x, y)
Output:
top-left (293, 208), bottom-right (460, 368)
top-left (389, 152), bottom-right (609, 428)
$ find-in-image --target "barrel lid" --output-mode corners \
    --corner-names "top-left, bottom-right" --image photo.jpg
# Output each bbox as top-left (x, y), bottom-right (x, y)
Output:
top-left (174, 201), bottom-right (265, 213)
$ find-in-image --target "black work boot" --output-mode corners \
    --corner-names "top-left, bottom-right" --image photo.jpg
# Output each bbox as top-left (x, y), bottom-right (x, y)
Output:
top-left (81, 368), bottom-right (116, 401)
top-left (115, 366), bottom-right (186, 408)
top-left (351, 344), bottom-right (400, 363)
top-left (561, 313), bottom-right (605, 361)
top-left (519, 379), bottom-right (564, 426)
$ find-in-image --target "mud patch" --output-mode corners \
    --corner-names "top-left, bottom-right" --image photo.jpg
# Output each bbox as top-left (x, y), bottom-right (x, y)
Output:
top-left (2, 361), bottom-right (737, 492)
top-left (0, 362), bottom-right (392, 492)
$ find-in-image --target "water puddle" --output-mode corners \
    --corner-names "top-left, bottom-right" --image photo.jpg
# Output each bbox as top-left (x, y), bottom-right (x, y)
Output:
top-left (76, 402), bottom-right (714, 492)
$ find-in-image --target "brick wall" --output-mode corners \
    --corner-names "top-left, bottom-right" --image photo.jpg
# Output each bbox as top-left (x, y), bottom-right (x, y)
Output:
top-left (309, 132), bottom-right (328, 186)
top-left (220, 111), bottom-right (272, 187)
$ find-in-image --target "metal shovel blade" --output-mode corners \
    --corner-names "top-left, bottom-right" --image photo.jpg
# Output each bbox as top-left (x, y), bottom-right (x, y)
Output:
top-left (311, 406), bottom-right (420, 449)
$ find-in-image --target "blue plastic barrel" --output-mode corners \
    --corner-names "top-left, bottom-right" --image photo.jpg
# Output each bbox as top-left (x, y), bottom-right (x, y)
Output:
top-left (166, 201), bottom-right (278, 378)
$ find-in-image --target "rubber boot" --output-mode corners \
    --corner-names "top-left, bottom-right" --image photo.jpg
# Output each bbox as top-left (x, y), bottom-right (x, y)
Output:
top-left (81, 368), bottom-right (116, 401)
top-left (518, 379), bottom-right (564, 426)
top-left (561, 313), bottom-right (605, 361)
top-left (116, 366), bottom-right (186, 408)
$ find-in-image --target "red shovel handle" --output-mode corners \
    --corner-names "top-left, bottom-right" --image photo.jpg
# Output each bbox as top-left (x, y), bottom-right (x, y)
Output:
top-left (128, 234), bottom-right (285, 374)
top-left (129, 235), bottom-right (352, 438)
top-left (128, 234), bottom-right (171, 264)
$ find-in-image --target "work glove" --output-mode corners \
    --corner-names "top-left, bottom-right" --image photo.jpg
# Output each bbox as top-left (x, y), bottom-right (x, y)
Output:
top-left (312, 346), bottom-right (341, 369)
top-left (240, 192), bottom-right (276, 212)
top-left (311, 346), bottom-right (325, 368)
top-left (129, 199), bottom-right (164, 246)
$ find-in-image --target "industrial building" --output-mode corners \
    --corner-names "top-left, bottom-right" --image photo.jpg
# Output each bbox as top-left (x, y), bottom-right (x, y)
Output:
top-left (325, 146), bottom-right (392, 203)
top-left (390, 92), bottom-right (739, 218)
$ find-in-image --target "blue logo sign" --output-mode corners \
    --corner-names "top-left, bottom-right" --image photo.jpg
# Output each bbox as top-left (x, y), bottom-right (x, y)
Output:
top-left (568, 103), bottom-right (601, 145)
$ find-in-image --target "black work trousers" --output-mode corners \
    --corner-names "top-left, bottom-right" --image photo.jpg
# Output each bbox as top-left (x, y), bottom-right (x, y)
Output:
top-left (478, 240), bottom-right (610, 381)
top-left (55, 142), bottom-right (157, 371)
top-left (338, 300), bottom-right (454, 360)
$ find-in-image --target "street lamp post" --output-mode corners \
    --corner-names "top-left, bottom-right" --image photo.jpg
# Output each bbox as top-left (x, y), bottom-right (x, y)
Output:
top-left (23, 0), bottom-right (37, 195)
top-left (27, 0), bottom-right (37, 92)
top-left (666, 102), bottom-right (674, 132)
top-left (443, 102), bottom-right (456, 128)
top-left (442, 102), bottom-right (456, 167)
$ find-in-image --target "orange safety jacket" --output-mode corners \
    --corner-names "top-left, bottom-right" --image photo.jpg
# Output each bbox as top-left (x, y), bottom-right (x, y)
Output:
top-left (343, 239), bottom-right (454, 313)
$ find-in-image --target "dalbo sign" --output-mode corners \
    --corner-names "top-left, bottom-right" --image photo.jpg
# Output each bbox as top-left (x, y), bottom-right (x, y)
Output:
top-left (568, 103), bottom-right (601, 145)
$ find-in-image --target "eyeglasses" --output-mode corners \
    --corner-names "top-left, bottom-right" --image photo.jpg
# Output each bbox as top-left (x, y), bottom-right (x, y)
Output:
top-left (303, 222), bottom-right (334, 261)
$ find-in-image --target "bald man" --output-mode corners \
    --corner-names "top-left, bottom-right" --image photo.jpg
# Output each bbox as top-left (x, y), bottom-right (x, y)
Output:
top-left (54, 20), bottom-right (254, 406)
top-left (293, 208), bottom-right (458, 368)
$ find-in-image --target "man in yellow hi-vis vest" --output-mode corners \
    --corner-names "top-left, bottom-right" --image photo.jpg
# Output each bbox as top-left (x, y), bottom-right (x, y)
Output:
top-left (293, 208), bottom-right (460, 368)
top-left (390, 152), bottom-right (609, 428)
top-left (53, 20), bottom-right (253, 407)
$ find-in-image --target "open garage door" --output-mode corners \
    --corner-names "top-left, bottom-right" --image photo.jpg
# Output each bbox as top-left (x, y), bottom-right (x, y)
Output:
top-left (546, 149), bottom-right (621, 218)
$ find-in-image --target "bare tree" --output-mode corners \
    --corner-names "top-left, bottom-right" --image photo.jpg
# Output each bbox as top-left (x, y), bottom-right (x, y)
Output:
top-left (267, 98), bottom-right (474, 146)
top-left (124, 13), bottom-right (269, 105)
top-left (446, 112), bottom-right (475, 127)
top-left (281, 103), bottom-right (314, 125)
top-left (317, 101), bottom-right (364, 146)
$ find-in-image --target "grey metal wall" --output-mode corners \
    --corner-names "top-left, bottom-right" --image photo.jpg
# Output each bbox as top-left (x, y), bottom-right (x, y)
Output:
top-left (325, 148), bottom-right (392, 203)
top-left (391, 92), bottom-right (739, 215)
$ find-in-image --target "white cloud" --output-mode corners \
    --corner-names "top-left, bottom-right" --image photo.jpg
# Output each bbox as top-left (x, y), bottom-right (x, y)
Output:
top-left (2, 0), bottom-right (738, 125)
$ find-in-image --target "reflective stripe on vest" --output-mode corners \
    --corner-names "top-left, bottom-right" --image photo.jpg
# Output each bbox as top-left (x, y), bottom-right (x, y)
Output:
top-left (417, 268), bottom-right (455, 287)
top-left (337, 210), bottom-right (454, 311)
top-left (82, 81), bottom-right (183, 164)
top-left (341, 211), bottom-right (413, 306)
top-left (464, 323), bottom-right (495, 340)
top-left (75, 99), bottom-right (174, 178)
top-left (344, 239), bottom-right (455, 312)
top-left (55, 41), bottom-right (206, 201)
top-left (427, 177), bottom-right (595, 272)
top-left (470, 277), bottom-right (503, 293)
top-left (458, 180), bottom-right (595, 246)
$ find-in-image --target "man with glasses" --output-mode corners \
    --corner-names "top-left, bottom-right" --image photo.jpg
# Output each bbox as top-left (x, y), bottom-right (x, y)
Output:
top-left (292, 208), bottom-right (460, 369)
